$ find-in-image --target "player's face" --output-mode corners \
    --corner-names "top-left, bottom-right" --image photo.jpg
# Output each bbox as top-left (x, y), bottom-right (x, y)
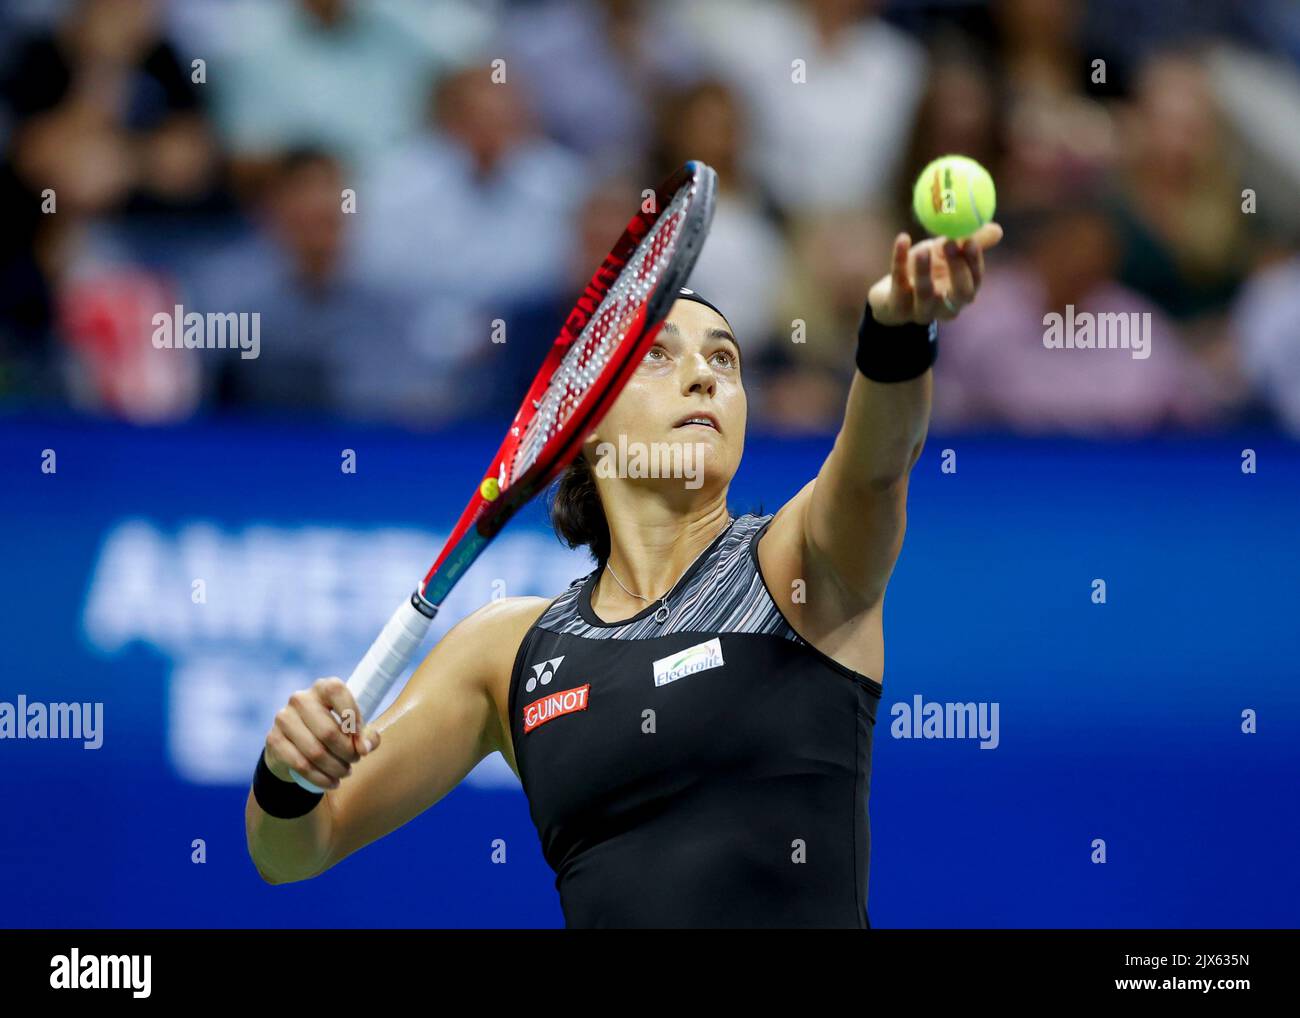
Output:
top-left (587, 298), bottom-right (746, 496)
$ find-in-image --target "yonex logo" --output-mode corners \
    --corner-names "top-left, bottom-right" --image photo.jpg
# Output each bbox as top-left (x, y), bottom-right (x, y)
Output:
top-left (526, 655), bottom-right (565, 693)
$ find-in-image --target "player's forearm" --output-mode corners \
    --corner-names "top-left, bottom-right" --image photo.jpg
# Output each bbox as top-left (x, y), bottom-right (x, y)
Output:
top-left (798, 308), bottom-right (937, 606)
top-left (833, 366), bottom-right (932, 492)
top-left (245, 786), bottom-right (334, 884)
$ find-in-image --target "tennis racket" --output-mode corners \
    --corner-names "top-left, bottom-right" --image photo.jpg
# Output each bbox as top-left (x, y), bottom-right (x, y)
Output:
top-left (289, 160), bottom-right (718, 791)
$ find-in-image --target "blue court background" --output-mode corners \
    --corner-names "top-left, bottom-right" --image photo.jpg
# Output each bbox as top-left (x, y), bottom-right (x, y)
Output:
top-left (1, 413), bottom-right (1296, 928)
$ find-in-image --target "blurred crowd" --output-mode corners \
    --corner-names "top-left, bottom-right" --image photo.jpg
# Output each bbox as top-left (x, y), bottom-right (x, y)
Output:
top-left (1, 0), bottom-right (1299, 436)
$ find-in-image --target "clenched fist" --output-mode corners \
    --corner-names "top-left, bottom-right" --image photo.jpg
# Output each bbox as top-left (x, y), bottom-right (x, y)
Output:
top-left (262, 677), bottom-right (381, 791)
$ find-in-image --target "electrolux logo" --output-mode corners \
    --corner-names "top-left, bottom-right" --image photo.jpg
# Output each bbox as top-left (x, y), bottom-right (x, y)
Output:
top-left (652, 637), bottom-right (724, 687)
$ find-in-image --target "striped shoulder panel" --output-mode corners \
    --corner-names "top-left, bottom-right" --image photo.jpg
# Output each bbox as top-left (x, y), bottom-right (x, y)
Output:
top-left (535, 513), bottom-right (803, 642)
top-left (533, 570), bottom-right (593, 628)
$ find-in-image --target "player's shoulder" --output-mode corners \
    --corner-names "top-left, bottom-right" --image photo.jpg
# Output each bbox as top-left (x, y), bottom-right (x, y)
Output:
top-left (424, 596), bottom-right (553, 685)
top-left (454, 595), bottom-right (553, 644)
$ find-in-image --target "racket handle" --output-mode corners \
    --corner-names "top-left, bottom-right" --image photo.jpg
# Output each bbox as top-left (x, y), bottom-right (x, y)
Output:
top-left (289, 595), bottom-right (436, 793)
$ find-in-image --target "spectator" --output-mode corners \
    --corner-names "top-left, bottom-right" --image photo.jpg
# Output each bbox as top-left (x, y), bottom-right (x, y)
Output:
top-left (0, 60), bottom-right (205, 416)
top-left (0, 0), bottom-right (1294, 442)
top-left (991, 0), bottom-right (1119, 218)
top-left (931, 204), bottom-right (1226, 434)
top-left (493, 0), bottom-right (705, 170)
top-left (1234, 244), bottom-right (1300, 437)
top-left (1106, 49), bottom-right (1252, 323)
top-left (898, 34), bottom-right (1007, 228)
top-left (675, 0), bottom-right (929, 215)
top-left (1103, 48), bottom-right (1258, 414)
top-left (648, 79), bottom-right (789, 361)
top-left (198, 148), bottom-right (436, 425)
top-left (1082, 0), bottom-right (1300, 88)
top-left (761, 208), bottom-right (899, 433)
top-left (0, 0), bottom-right (229, 412)
top-left (1, 0), bottom-right (220, 214)
top-left (348, 63), bottom-right (587, 423)
top-left (487, 170), bottom-right (646, 423)
top-left (209, 0), bottom-right (492, 188)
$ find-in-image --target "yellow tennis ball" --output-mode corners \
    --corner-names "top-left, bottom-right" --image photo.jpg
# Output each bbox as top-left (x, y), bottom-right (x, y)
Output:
top-left (912, 155), bottom-right (996, 239)
top-left (480, 477), bottom-right (500, 501)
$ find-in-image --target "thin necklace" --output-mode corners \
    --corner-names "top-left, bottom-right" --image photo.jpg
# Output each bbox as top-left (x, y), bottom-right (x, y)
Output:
top-left (603, 516), bottom-right (732, 624)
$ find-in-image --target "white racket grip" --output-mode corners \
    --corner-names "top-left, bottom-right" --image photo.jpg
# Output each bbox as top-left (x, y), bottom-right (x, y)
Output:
top-left (289, 596), bottom-right (435, 793)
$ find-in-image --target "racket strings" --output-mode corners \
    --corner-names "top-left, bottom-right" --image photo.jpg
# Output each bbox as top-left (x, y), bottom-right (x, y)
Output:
top-left (510, 182), bottom-right (696, 483)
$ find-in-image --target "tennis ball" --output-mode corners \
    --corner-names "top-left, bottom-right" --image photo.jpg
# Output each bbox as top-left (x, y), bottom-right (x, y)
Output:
top-left (912, 155), bottom-right (996, 239)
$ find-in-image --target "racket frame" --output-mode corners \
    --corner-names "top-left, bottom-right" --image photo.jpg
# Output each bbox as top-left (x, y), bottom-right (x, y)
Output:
top-left (417, 159), bottom-right (718, 610)
top-left (287, 160), bottom-right (717, 792)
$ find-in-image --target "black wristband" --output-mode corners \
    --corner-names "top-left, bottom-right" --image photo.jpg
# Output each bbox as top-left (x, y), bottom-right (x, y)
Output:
top-left (855, 304), bottom-right (938, 383)
top-left (253, 749), bottom-right (324, 819)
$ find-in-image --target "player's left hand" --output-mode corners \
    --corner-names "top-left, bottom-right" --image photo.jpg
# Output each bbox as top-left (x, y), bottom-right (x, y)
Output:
top-left (867, 222), bottom-right (1003, 326)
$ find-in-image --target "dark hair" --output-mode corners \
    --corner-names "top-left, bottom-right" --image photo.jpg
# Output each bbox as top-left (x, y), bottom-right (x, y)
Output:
top-left (550, 453), bottom-right (610, 564)
top-left (275, 145), bottom-right (341, 181)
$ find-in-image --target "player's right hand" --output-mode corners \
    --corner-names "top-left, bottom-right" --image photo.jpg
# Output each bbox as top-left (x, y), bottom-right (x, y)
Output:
top-left (262, 677), bottom-right (382, 790)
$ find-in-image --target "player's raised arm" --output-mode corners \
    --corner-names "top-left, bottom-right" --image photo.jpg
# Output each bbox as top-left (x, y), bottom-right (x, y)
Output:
top-left (763, 222), bottom-right (1003, 616)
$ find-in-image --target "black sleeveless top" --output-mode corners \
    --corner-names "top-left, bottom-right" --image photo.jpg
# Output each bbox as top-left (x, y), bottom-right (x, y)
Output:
top-left (507, 513), bottom-right (882, 928)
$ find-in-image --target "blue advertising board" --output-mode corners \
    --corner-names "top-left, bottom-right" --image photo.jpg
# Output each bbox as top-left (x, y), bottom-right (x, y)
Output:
top-left (1, 415), bottom-right (1297, 927)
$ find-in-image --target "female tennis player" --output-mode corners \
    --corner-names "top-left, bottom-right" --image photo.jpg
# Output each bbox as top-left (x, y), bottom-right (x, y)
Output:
top-left (246, 222), bottom-right (1002, 928)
